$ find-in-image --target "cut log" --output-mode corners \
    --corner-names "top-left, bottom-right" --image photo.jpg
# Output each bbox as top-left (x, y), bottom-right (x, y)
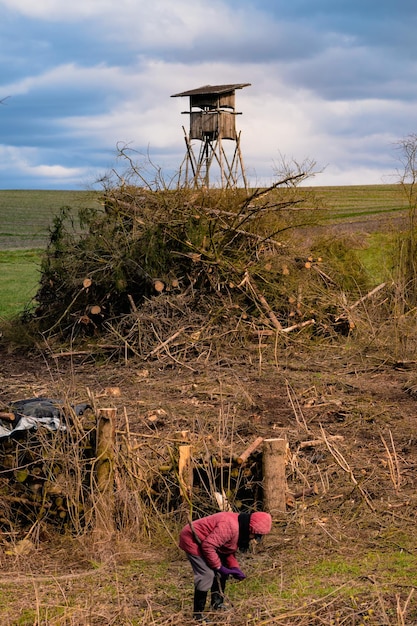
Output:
top-left (90, 305), bottom-right (101, 315)
top-left (83, 278), bottom-right (92, 289)
top-left (104, 387), bottom-right (121, 397)
top-left (153, 280), bottom-right (165, 293)
top-left (0, 412), bottom-right (15, 422)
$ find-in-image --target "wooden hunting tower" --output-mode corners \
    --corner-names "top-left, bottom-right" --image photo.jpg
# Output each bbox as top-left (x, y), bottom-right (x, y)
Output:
top-left (171, 83), bottom-right (250, 189)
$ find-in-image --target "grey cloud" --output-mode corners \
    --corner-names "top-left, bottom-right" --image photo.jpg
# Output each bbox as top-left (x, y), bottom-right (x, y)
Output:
top-left (1, 0), bottom-right (417, 188)
top-left (281, 44), bottom-right (417, 102)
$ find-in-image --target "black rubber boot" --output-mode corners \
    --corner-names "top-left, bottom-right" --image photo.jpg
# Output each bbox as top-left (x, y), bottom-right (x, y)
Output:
top-left (210, 575), bottom-right (227, 610)
top-left (193, 588), bottom-right (210, 622)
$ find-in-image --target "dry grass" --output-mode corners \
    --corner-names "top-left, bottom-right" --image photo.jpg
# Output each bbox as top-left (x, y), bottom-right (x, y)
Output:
top-left (1, 341), bottom-right (417, 624)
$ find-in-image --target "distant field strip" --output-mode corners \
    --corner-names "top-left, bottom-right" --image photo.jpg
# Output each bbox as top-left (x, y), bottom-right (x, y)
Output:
top-left (310, 184), bottom-right (408, 221)
top-left (0, 189), bottom-right (100, 249)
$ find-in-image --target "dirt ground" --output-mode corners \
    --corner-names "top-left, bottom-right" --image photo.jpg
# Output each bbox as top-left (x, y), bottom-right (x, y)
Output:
top-left (1, 335), bottom-right (417, 625)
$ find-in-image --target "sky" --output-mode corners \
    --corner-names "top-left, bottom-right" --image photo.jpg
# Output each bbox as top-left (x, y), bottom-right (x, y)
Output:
top-left (0, 0), bottom-right (417, 190)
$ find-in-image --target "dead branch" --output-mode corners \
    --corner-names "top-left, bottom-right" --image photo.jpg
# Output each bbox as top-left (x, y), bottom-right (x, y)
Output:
top-left (299, 435), bottom-right (344, 450)
top-left (349, 282), bottom-right (387, 310)
top-left (146, 327), bottom-right (186, 358)
top-left (335, 282), bottom-right (387, 322)
top-left (292, 484), bottom-right (319, 499)
top-left (380, 430), bottom-right (402, 493)
top-left (236, 436), bottom-right (264, 464)
top-left (127, 293), bottom-right (138, 313)
top-left (281, 319), bottom-right (315, 334)
top-left (320, 426), bottom-right (375, 511)
top-left (239, 272), bottom-right (282, 330)
top-left (219, 224), bottom-right (284, 248)
top-left (286, 380), bottom-right (310, 432)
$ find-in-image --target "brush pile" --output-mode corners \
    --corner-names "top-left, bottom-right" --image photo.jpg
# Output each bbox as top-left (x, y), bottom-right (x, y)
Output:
top-left (0, 399), bottom-right (264, 535)
top-left (24, 167), bottom-right (382, 362)
top-left (0, 401), bottom-right (97, 534)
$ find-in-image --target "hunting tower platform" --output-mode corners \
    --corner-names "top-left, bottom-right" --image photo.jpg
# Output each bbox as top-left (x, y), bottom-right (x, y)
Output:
top-left (171, 83), bottom-right (250, 189)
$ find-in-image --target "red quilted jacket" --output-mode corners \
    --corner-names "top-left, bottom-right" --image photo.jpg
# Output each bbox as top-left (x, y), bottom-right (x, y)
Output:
top-left (179, 512), bottom-right (240, 570)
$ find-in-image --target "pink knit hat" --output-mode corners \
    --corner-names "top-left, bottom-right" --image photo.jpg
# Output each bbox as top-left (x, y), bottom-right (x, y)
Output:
top-left (249, 512), bottom-right (272, 535)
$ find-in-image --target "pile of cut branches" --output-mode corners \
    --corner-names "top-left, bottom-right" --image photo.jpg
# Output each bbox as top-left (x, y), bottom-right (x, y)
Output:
top-left (0, 406), bottom-right (97, 534)
top-left (24, 164), bottom-right (376, 361)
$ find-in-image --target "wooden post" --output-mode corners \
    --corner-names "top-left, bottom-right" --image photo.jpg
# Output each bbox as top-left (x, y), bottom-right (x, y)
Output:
top-left (178, 444), bottom-right (193, 503)
top-left (95, 408), bottom-right (116, 532)
top-left (262, 438), bottom-right (287, 515)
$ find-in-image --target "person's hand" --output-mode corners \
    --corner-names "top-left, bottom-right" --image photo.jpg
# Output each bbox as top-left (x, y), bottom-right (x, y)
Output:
top-left (217, 565), bottom-right (246, 580)
top-left (229, 567), bottom-right (246, 580)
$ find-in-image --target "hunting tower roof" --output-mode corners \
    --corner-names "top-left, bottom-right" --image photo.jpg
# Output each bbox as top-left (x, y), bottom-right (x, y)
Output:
top-left (171, 83), bottom-right (250, 98)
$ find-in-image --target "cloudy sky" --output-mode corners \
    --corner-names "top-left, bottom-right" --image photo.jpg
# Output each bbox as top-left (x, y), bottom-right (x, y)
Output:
top-left (0, 0), bottom-right (416, 189)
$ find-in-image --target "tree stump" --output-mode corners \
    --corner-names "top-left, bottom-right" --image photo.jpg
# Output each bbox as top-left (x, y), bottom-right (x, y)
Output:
top-left (178, 444), bottom-right (193, 503)
top-left (262, 438), bottom-right (287, 515)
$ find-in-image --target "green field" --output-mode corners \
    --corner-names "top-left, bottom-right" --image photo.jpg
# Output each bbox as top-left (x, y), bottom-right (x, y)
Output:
top-left (0, 185), bottom-right (409, 319)
top-left (0, 249), bottom-right (42, 318)
top-left (0, 189), bottom-right (100, 249)
top-left (308, 183), bottom-right (408, 220)
top-left (0, 190), bottom-right (100, 318)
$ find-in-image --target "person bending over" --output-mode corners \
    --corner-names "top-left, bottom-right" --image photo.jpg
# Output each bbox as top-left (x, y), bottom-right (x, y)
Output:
top-left (179, 510), bottom-right (272, 623)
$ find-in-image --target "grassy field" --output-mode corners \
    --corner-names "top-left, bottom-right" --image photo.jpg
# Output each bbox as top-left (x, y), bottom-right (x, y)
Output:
top-left (0, 250), bottom-right (42, 318)
top-left (0, 190), bottom-right (100, 318)
top-left (0, 185), bottom-right (409, 319)
top-left (0, 189), bottom-right (100, 250)
top-left (309, 184), bottom-right (408, 220)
